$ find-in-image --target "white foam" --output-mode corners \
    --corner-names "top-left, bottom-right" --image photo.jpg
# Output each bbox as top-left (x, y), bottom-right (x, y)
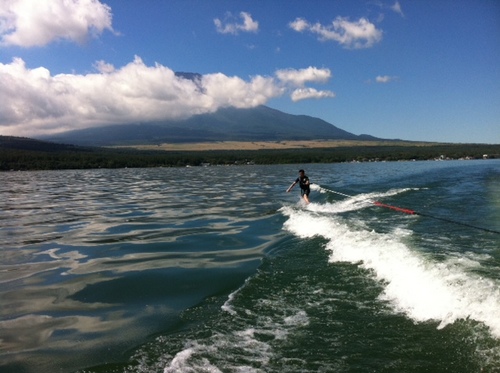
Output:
top-left (284, 310), bottom-right (309, 327)
top-left (281, 202), bottom-right (500, 339)
top-left (163, 343), bottom-right (223, 373)
top-left (164, 347), bottom-right (195, 373)
top-left (221, 287), bottom-right (240, 316)
top-left (170, 275), bottom-right (311, 372)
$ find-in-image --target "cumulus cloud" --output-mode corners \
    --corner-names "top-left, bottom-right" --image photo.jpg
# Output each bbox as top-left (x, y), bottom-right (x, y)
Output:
top-left (214, 11), bottom-right (259, 35)
top-left (291, 88), bottom-right (335, 102)
top-left (275, 66), bottom-right (331, 86)
top-left (0, 57), bottom-right (337, 137)
top-left (0, 56), bottom-right (274, 135)
top-left (275, 67), bottom-right (336, 102)
top-left (289, 16), bottom-right (382, 49)
top-left (0, 0), bottom-right (114, 47)
top-left (289, 18), bottom-right (309, 32)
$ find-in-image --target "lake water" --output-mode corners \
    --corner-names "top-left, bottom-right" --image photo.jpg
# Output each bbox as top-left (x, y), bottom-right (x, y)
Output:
top-left (1, 160), bottom-right (500, 373)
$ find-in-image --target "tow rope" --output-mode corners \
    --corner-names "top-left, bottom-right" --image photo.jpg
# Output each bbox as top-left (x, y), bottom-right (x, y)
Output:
top-left (317, 185), bottom-right (500, 235)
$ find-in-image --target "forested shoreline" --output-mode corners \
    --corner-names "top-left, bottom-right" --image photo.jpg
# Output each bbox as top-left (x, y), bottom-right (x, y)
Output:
top-left (1, 140), bottom-right (499, 171)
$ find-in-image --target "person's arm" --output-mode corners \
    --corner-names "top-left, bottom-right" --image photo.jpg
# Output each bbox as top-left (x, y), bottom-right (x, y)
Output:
top-left (286, 181), bottom-right (297, 192)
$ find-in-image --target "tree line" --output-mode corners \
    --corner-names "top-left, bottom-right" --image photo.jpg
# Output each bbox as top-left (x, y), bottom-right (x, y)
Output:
top-left (1, 143), bottom-right (499, 171)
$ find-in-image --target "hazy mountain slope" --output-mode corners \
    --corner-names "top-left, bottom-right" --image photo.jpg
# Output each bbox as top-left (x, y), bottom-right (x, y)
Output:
top-left (39, 105), bottom-right (372, 146)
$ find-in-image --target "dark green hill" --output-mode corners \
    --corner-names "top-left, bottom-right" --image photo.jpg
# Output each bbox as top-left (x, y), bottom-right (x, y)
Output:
top-left (0, 136), bottom-right (85, 152)
top-left (39, 105), bottom-right (368, 146)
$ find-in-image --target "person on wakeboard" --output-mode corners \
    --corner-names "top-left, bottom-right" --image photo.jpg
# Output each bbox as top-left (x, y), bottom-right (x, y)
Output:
top-left (286, 169), bottom-right (311, 204)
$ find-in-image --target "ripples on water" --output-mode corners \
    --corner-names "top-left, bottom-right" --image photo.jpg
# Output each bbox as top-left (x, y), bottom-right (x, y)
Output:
top-left (1, 161), bottom-right (500, 373)
top-left (1, 167), bottom-right (286, 372)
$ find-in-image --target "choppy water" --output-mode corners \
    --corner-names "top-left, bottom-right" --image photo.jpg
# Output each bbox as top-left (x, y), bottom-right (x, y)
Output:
top-left (1, 160), bottom-right (499, 373)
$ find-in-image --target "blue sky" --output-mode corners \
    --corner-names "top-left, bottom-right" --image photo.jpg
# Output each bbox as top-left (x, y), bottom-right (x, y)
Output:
top-left (0, 0), bottom-right (498, 143)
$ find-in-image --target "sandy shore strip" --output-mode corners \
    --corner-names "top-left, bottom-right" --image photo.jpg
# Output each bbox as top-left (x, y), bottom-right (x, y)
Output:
top-left (115, 140), bottom-right (433, 151)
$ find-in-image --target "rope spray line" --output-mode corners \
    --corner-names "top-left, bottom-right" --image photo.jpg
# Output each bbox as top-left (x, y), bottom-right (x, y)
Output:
top-left (316, 185), bottom-right (500, 235)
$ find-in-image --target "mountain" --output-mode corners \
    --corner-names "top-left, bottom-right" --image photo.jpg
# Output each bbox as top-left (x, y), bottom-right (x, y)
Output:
top-left (39, 105), bottom-right (378, 146)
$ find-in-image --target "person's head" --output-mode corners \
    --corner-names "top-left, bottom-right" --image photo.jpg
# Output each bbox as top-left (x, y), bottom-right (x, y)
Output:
top-left (298, 169), bottom-right (305, 176)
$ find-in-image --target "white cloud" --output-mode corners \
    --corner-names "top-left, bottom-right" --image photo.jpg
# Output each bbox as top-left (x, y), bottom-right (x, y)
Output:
top-left (201, 73), bottom-right (282, 109)
top-left (375, 75), bottom-right (398, 83)
top-left (0, 0), bottom-right (114, 47)
top-left (291, 88), bottom-right (335, 102)
top-left (289, 18), bottom-right (309, 32)
top-left (276, 67), bottom-right (331, 86)
top-left (391, 1), bottom-right (405, 17)
top-left (0, 56), bottom-right (338, 137)
top-left (289, 16), bottom-right (383, 49)
top-left (214, 11), bottom-right (259, 35)
top-left (275, 67), bottom-right (336, 101)
top-left (0, 57), bottom-right (285, 136)
top-left (93, 60), bottom-right (115, 74)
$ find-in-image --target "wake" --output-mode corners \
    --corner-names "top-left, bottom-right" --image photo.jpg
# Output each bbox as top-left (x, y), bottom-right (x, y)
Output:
top-left (280, 190), bottom-right (500, 340)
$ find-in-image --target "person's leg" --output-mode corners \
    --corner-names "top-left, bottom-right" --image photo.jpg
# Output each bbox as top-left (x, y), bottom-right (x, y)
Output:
top-left (302, 190), bottom-right (310, 204)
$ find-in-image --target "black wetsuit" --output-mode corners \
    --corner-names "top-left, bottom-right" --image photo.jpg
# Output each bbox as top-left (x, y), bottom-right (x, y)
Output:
top-left (295, 176), bottom-right (310, 197)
